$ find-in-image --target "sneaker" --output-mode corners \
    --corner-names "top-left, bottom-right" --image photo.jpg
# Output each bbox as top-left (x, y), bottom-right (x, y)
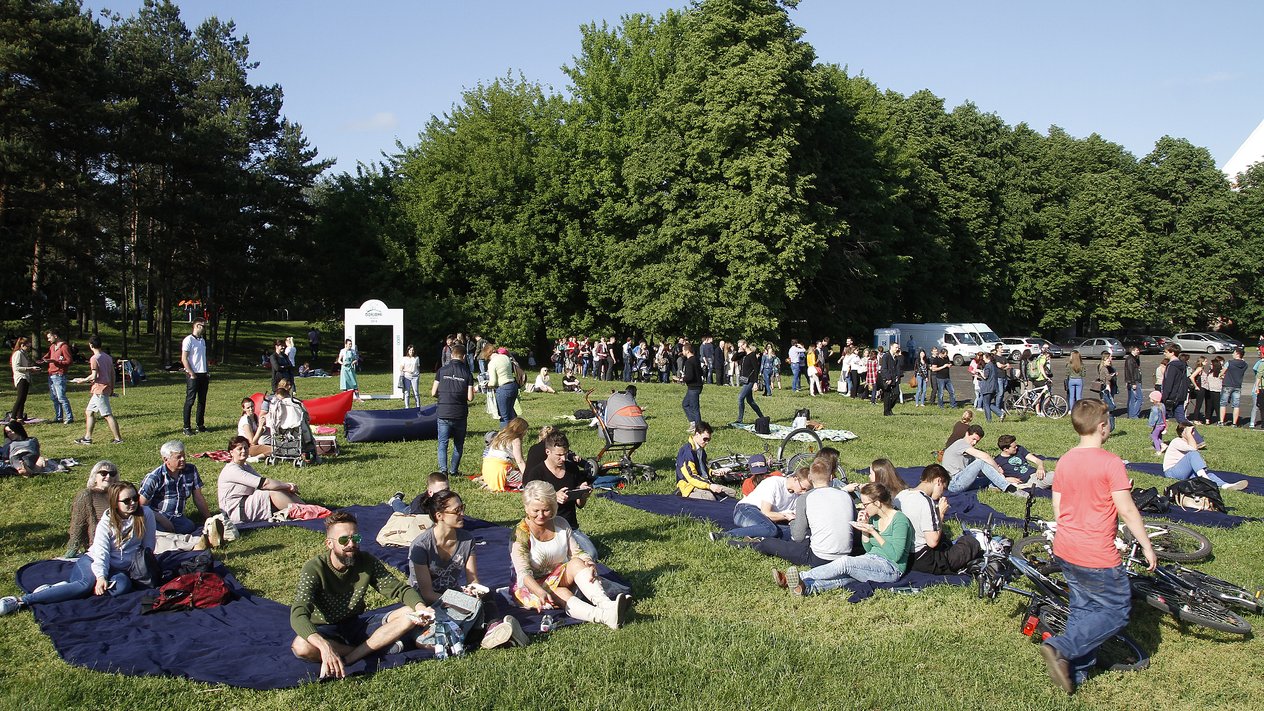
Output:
top-left (707, 531), bottom-right (724, 542)
top-left (392, 491), bottom-right (406, 502)
top-left (1000, 410), bottom-right (1007, 422)
top-left (197, 426), bottom-right (208, 433)
top-left (614, 593), bottom-right (632, 628)
top-left (387, 639), bottom-right (406, 655)
top-left (0, 596), bottom-right (19, 615)
top-left (182, 428), bottom-right (194, 436)
top-left (111, 438), bottom-right (123, 444)
top-left (726, 537), bottom-right (758, 549)
top-left (1221, 480), bottom-right (1249, 492)
top-left (1006, 485), bottom-right (1030, 499)
top-left (1040, 643), bottom-right (1074, 694)
top-left (481, 615), bottom-right (527, 649)
top-left (205, 517), bottom-right (225, 548)
top-left (74, 437), bottom-right (92, 445)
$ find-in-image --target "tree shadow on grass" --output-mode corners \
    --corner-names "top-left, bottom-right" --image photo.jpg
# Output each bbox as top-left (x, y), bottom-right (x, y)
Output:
top-left (0, 521), bottom-right (61, 556)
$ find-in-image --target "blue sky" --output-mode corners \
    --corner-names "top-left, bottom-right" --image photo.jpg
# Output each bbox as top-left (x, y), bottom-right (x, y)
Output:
top-left (104, 1), bottom-right (1264, 175)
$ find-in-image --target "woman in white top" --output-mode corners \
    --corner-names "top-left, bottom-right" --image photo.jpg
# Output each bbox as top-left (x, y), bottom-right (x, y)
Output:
top-left (509, 480), bottom-right (629, 629)
top-left (284, 337), bottom-right (298, 373)
top-left (400, 344), bottom-right (421, 408)
top-left (532, 368), bottom-right (555, 394)
top-left (1162, 424), bottom-right (1246, 490)
top-left (9, 336), bottom-right (39, 423)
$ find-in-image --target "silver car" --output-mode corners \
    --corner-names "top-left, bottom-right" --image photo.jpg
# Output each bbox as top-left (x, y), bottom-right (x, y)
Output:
top-left (1169, 332), bottom-right (1234, 354)
top-left (1072, 337), bottom-right (1126, 359)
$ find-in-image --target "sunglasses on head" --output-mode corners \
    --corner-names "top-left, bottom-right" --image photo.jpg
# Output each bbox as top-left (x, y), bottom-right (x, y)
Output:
top-left (336, 534), bottom-right (362, 546)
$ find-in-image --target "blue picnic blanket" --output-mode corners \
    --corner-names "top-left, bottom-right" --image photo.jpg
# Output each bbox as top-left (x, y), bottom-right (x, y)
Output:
top-left (14, 505), bottom-right (627, 689)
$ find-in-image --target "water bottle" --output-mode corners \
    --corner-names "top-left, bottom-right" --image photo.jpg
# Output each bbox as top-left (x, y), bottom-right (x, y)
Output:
top-left (446, 622), bottom-right (465, 656)
top-left (539, 614), bottom-right (554, 634)
top-left (433, 623), bottom-right (448, 660)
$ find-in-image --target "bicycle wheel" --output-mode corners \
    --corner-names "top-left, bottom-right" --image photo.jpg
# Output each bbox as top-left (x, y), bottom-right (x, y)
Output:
top-left (1034, 604), bottom-right (1150, 672)
top-left (1169, 566), bottom-right (1262, 613)
top-left (1126, 521), bottom-right (1212, 562)
top-left (1132, 578), bottom-right (1252, 635)
top-left (1044, 394), bottom-right (1069, 419)
top-left (776, 428), bottom-right (823, 471)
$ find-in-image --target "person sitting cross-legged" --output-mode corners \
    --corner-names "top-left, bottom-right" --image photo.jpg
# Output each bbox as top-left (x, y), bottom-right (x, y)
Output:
top-left (139, 440), bottom-right (211, 534)
top-left (290, 511), bottom-right (435, 679)
top-left (896, 464), bottom-right (983, 575)
top-left (753, 459), bottom-right (853, 565)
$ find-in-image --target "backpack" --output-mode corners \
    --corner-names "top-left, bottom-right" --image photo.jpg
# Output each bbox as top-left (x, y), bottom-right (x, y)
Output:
top-left (142, 572), bottom-right (233, 613)
top-left (754, 416), bottom-right (771, 435)
top-left (1130, 487), bottom-right (1170, 514)
top-left (1165, 477), bottom-right (1226, 513)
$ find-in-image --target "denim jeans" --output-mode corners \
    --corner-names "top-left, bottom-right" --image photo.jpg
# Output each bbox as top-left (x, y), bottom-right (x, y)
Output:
top-left (915, 374), bottom-right (927, 405)
top-left (166, 514), bottom-right (198, 535)
top-left (1101, 389), bottom-right (1116, 431)
top-left (1163, 450), bottom-right (1229, 487)
top-left (947, 459), bottom-right (1010, 494)
top-left (681, 388), bottom-right (701, 426)
top-left (1220, 388), bottom-right (1241, 418)
top-left (1047, 557), bottom-right (1132, 685)
top-left (48, 373), bottom-right (72, 422)
top-left (936, 379), bottom-right (956, 407)
top-left (754, 538), bottom-right (832, 567)
top-left (980, 390), bottom-right (1003, 422)
top-left (736, 382), bottom-right (763, 424)
top-left (436, 417), bottom-right (467, 474)
top-left (494, 383), bottom-right (518, 428)
top-left (724, 504), bottom-right (780, 539)
top-left (791, 363), bottom-right (802, 391)
top-left (1067, 378), bottom-right (1083, 410)
top-left (477, 359), bottom-right (488, 376)
top-left (402, 376), bottom-right (420, 408)
top-left (23, 555), bottom-right (131, 606)
top-left (1127, 383), bottom-right (1144, 418)
top-left (762, 369), bottom-right (775, 395)
top-left (800, 553), bottom-right (901, 595)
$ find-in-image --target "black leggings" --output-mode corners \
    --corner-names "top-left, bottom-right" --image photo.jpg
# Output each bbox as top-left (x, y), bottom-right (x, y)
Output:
top-left (12, 379), bottom-right (30, 420)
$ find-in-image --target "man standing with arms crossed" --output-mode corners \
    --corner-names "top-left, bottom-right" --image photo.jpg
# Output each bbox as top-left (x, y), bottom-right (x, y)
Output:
top-left (181, 318), bottom-right (210, 435)
top-left (431, 344), bottom-right (474, 477)
top-left (1040, 399), bottom-right (1155, 694)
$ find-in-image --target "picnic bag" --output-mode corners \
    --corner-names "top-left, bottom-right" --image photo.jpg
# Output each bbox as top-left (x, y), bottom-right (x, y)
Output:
top-left (1165, 477), bottom-right (1226, 513)
top-left (376, 512), bottom-right (432, 546)
top-left (142, 572), bottom-right (233, 613)
top-left (1130, 487), bottom-right (1170, 514)
top-left (754, 416), bottom-right (771, 435)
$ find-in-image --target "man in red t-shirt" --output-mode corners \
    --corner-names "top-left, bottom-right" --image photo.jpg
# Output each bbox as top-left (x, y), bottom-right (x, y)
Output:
top-left (42, 330), bottom-right (74, 423)
top-left (1041, 399), bottom-right (1156, 694)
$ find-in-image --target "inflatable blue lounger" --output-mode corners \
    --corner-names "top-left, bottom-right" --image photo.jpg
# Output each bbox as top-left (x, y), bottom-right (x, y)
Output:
top-left (344, 405), bottom-right (440, 443)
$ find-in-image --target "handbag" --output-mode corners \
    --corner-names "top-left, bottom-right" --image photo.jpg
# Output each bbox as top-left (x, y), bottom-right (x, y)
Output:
top-left (375, 512), bottom-right (433, 546)
top-left (1089, 378), bottom-right (1105, 394)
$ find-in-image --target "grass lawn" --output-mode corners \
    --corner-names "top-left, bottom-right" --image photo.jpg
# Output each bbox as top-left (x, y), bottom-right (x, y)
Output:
top-left (2, 323), bottom-right (1263, 709)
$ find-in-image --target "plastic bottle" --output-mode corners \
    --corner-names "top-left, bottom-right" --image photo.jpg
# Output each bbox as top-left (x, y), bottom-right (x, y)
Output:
top-left (433, 623), bottom-right (448, 660)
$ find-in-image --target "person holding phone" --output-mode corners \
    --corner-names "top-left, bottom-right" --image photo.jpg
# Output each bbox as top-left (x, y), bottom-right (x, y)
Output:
top-left (523, 431), bottom-right (597, 559)
top-left (774, 482), bottom-right (912, 596)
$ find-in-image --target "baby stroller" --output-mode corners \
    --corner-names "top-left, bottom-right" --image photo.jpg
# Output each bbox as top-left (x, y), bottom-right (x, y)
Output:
top-left (264, 394), bottom-right (316, 468)
top-left (583, 387), bottom-right (656, 482)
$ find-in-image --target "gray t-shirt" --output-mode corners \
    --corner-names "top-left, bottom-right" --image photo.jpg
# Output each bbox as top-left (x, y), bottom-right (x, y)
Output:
top-left (895, 488), bottom-right (941, 553)
top-left (790, 486), bottom-right (854, 560)
top-left (407, 528), bottom-right (474, 592)
top-left (941, 437), bottom-right (973, 475)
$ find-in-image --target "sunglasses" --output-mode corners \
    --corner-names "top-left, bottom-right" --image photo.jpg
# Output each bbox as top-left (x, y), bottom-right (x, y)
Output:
top-left (97, 470), bottom-right (118, 477)
top-left (118, 497), bottom-right (138, 505)
top-left (336, 534), bottom-right (362, 546)
top-left (442, 506), bottom-right (466, 516)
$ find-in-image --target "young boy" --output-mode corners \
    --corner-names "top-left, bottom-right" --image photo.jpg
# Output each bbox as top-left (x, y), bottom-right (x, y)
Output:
top-left (1040, 399), bottom-right (1156, 694)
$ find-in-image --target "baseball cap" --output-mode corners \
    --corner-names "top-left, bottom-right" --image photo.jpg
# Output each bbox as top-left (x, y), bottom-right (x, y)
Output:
top-left (748, 454), bottom-right (770, 475)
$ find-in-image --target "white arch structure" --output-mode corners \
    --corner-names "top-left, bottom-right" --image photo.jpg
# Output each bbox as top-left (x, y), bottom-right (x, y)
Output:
top-left (344, 298), bottom-right (403, 399)
top-left (1223, 118), bottom-right (1264, 186)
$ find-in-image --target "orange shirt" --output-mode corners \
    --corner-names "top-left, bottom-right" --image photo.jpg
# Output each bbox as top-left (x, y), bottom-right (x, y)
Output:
top-left (1051, 447), bottom-right (1130, 568)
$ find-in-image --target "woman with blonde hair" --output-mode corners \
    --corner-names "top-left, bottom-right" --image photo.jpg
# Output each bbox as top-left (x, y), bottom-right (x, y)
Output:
top-left (1065, 350), bottom-right (1085, 410)
top-left (481, 417), bottom-right (528, 492)
top-left (509, 480), bottom-right (630, 629)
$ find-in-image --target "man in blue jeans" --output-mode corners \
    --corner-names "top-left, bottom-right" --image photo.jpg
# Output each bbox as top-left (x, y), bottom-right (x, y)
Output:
top-left (432, 344), bottom-right (474, 476)
top-left (941, 424), bottom-right (1029, 498)
top-left (1041, 399), bottom-right (1155, 694)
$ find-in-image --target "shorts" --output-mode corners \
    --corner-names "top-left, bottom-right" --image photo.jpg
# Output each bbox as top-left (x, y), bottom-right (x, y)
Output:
top-left (314, 609), bottom-right (391, 646)
top-left (1220, 388), bottom-right (1241, 410)
top-left (88, 394), bottom-right (112, 416)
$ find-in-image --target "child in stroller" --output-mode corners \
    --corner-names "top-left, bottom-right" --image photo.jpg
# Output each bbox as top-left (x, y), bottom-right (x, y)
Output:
top-left (258, 380), bottom-right (319, 467)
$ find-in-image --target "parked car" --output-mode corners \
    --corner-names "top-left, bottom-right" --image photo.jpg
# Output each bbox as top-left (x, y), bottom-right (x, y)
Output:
top-left (1122, 335), bottom-right (1164, 354)
top-left (1207, 332), bottom-right (1244, 350)
top-left (1169, 332), bottom-right (1234, 354)
top-left (1071, 337), bottom-right (1126, 359)
top-left (1000, 337), bottom-right (1064, 361)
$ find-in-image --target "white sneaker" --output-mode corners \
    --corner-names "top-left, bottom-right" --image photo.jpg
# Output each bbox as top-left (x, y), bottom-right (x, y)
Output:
top-left (0, 596), bottom-right (19, 615)
top-left (1221, 480), bottom-right (1249, 491)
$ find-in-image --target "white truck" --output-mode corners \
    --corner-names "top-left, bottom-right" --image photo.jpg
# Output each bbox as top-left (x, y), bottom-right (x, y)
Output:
top-left (884, 322), bottom-right (997, 366)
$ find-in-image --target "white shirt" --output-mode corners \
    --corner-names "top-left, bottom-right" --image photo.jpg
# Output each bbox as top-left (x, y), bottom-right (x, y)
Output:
top-left (181, 334), bottom-right (208, 373)
top-left (788, 344), bottom-right (806, 364)
top-left (738, 477), bottom-right (797, 515)
top-left (401, 355), bottom-right (420, 377)
top-left (1163, 437), bottom-right (1196, 472)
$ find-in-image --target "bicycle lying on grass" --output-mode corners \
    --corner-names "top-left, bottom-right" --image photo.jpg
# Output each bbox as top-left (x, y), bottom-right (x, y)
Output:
top-left (706, 427), bottom-right (825, 485)
top-left (971, 518), bottom-right (1150, 673)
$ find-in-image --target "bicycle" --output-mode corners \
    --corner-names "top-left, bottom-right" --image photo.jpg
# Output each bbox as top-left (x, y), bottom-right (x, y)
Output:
top-left (1120, 543), bottom-right (1253, 636)
top-left (972, 517), bottom-right (1150, 673)
top-left (1003, 383), bottom-right (1069, 419)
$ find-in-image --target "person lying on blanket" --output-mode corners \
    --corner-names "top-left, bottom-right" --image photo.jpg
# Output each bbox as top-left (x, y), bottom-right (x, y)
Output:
top-left (752, 458), bottom-right (853, 565)
top-left (674, 421), bottom-right (737, 500)
top-left (2, 480), bottom-right (162, 617)
top-left (896, 464), bottom-right (983, 575)
top-left (509, 480), bottom-right (631, 629)
top-left (290, 511), bottom-right (435, 679)
top-left (773, 482), bottom-right (913, 596)
top-left (995, 435), bottom-right (1054, 489)
top-left (218, 436), bottom-right (304, 524)
top-left (407, 490), bottom-right (527, 650)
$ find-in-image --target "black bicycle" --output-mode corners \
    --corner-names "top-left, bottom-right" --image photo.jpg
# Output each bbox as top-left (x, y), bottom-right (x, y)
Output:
top-left (1119, 545), bottom-right (1253, 636)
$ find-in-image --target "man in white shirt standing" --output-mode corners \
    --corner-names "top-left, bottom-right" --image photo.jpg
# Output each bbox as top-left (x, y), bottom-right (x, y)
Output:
top-left (181, 318), bottom-right (210, 436)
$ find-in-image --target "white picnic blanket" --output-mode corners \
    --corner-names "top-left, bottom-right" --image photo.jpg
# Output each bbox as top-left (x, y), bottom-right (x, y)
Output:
top-left (729, 422), bottom-right (858, 442)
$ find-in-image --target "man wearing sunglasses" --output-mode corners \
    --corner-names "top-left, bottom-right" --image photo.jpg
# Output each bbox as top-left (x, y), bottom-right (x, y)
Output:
top-left (291, 511), bottom-right (435, 679)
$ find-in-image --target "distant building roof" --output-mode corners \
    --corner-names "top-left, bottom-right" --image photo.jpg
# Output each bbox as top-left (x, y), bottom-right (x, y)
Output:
top-left (1222, 118), bottom-right (1264, 185)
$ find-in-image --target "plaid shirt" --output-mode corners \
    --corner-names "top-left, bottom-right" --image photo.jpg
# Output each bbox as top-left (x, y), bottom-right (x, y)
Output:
top-left (866, 358), bottom-right (879, 385)
top-left (139, 463), bottom-right (203, 519)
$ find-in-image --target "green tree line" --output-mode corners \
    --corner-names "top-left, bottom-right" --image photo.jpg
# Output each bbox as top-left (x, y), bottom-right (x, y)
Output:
top-left (1, 0), bottom-right (328, 361)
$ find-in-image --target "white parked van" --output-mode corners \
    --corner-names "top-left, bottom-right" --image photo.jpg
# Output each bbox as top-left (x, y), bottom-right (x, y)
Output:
top-left (887, 323), bottom-right (989, 366)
